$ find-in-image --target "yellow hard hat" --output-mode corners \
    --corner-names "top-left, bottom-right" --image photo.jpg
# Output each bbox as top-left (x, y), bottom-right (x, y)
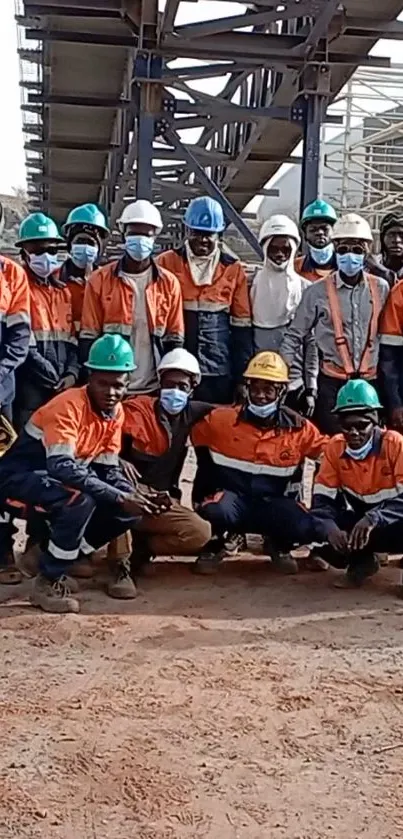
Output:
top-left (244, 352), bottom-right (289, 383)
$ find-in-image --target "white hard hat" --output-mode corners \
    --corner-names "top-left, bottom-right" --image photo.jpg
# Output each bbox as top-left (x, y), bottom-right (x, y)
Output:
top-left (258, 214), bottom-right (300, 247)
top-left (118, 200), bottom-right (163, 234)
top-left (157, 349), bottom-right (201, 385)
top-left (332, 213), bottom-right (373, 243)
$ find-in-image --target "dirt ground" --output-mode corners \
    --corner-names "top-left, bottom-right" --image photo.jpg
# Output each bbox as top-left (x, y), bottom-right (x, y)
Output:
top-left (1, 560), bottom-right (403, 839)
top-left (1, 456), bottom-right (403, 838)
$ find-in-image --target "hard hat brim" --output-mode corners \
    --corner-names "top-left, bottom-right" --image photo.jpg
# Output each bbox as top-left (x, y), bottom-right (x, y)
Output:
top-left (62, 222), bottom-right (109, 237)
top-left (332, 402), bottom-right (382, 413)
top-left (84, 360), bottom-right (137, 372)
top-left (16, 233), bottom-right (64, 247)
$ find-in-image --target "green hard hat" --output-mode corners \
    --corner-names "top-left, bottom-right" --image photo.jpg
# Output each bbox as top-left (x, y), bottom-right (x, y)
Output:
top-left (63, 203), bottom-right (109, 237)
top-left (84, 334), bottom-right (136, 372)
top-left (301, 199), bottom-right (338, 227)
top-left (16, 212), bottom-right (63, 246)
top-left (333, 379), bottom-right (383, 413)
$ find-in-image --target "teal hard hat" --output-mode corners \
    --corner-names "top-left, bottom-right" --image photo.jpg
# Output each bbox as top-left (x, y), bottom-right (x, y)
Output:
top-left (63, 203), bottom-right (109, 237)
top-left (16, 212), bottom-right (63, 246)
top-left (333, 379), bottom-right (383, 413)
top-left (84, 334), bottom-right (136, 372)
top-left (301, 200), bottom-right (338, 227)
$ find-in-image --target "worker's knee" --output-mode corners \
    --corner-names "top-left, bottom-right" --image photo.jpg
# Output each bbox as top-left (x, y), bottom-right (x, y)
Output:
top-left (147, 511), bottom-right (211, 556)
top-left (199, 491), bottom-right (242, 532)
top-left (179, 515), bottom-right (211, 553)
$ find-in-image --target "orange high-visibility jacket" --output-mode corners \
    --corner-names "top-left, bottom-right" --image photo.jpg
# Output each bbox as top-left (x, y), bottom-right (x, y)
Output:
top-left (80, 258), bottom-right (184, 363)
top-left (157, 247), bottom-right (252, 381)
top-left (0, 387), bottom-right (127, 505)
top-left (192, 404), bottom-right (328, 499)
top-left (313, 427), bottom-right (403, 528)
top-left (294, 253), bottom-right (336, 282)
top-left (379, 279), bottom-right (403, 410)
top-left (0, 255), bottom-right (30, 405)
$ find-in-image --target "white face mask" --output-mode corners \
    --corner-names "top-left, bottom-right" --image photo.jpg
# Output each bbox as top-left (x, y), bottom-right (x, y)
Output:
top-left (345, 433), bottom-right (374, 461)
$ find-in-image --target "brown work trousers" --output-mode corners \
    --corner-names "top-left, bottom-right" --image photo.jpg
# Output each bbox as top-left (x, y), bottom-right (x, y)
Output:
top-left (108, 501), bottom-right (211, 560)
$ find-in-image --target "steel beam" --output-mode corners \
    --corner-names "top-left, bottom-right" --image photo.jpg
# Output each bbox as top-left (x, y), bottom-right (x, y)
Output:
top-left (165, 128), bottom-right (262, 258)
top-left (173, 9), bottom-right (298, 39)
top-left (345, 18), bottom-right (403, 38)
top-left (298, 0), bottom-right (342, 57)
top-left (28, 93), bottom-right (132, 108)
top-left (159, 0), bottom-right (181, 37)
top-left (300, 95), bottom-right (323, 215)
top-left (25, 139), bottom-right (120, 151)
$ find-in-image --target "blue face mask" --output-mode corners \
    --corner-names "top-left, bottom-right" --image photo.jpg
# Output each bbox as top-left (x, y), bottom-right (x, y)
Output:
top-left (345, 433), bottom-right (374, 461)
top-left (160, 388), bottom-right (189, 415)
top-left (309, 243), bottom-right (334, 266)
top-left (336, 252), bottom-right (365, 277)
top-left (247, 398), bottom-right (278, 419)
top-left (125, 235), bottom-right (155, 262)
top-left (28, 252), bottom-right (60, 279)
top-left (70, 243), bottom-right (98, 269)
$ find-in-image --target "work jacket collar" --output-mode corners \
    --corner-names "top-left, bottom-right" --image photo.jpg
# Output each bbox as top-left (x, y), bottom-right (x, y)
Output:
top-left (113, 256), bottom-right (161, 282)
top-left (335, 270), bottom-right (368, 289)
top-left (237, 403), bottom-right (304, 430)
top-left (175, 243), bottom-right (237, 267)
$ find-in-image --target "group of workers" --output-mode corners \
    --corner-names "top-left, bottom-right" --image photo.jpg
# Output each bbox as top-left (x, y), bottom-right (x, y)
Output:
top-left (0, 192), bottom-right (403, 613)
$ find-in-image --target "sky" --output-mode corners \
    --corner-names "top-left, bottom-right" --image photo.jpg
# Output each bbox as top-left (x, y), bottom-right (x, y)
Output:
top-left (1, 0), bottom-right (402, 200)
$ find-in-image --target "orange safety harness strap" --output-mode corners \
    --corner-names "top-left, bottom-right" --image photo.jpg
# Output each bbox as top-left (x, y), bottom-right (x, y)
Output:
top-left (324, 273), bottom-right (381, 380)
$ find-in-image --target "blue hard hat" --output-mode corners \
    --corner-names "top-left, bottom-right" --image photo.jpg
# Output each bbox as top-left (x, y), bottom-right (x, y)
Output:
top-left (184, 197), bottom-right (225, 233)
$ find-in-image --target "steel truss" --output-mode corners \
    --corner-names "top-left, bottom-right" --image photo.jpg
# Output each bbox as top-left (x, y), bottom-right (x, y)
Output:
top-left (16, 0), bottom-right (397, 253)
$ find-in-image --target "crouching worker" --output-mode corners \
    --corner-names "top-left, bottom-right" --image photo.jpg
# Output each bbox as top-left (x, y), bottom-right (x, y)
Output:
top-left (311, 379), bottom-right (403, 588)
top-left (191, 351), bottom-right (328, 574)
top-left (113, 348), bottom-right (212, 579)
top-left (0, 335), bottom-right (166, 613)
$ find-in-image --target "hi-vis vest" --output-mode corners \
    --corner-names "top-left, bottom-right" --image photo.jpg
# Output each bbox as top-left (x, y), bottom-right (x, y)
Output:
top-left (323, 273), bottom-right (382, 380)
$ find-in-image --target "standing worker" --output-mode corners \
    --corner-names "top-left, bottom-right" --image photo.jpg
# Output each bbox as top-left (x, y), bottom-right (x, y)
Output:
top-left (295, 200), bottom-right (338, 281)
top-left (0, 250), bottom-right (30, 423)
top-left (158, 196), bottom-right (252, 404)
top-left (379, 260), bottom-right (403, 427)
top-left (377, 211), bottom-right (403, 287)
top-left (14, 212), bottom-right (79, 429)
top-left (251, 214), bottom-right (317, 415)
top-left (61, 203), bottom-right (109, 336)
top-left (281, 213), bottom-right (389, 435)
top-left (311, 379), bottom-right (403, 588)
top-left (80, 200), bottom-right (184, 394)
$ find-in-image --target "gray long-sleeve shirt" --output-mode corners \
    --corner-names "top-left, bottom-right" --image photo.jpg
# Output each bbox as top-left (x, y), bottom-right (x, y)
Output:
top-left (281, 272), bottom-right (389, 391)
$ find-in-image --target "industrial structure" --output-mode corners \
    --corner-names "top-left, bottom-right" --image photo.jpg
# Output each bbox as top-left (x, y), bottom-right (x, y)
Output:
top-left (15, 0), bottom-right (403, 254)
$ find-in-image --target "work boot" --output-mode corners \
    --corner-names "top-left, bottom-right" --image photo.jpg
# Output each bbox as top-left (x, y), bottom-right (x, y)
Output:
top-left (333, 556), bottom-right (380, 589)
top-left (271, 552), bottom-right (299, 575)
top-left (0, 551), bottom-right (23, 585)
top-left (17, 541), bottom-right (41, 577)
top-left (30, 574), bottom-right (80, 613)
top-left (107, 560), bottom-right (137, 600)
top-left (194, 540), bottom-right (226, 575)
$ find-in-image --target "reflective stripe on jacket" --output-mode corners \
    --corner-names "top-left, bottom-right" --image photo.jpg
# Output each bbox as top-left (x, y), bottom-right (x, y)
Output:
top-left (157, 247), bottom-right (252, 380)
top-left (191, 404), bottom-right (328, 499)
top-left (0, 256), bottom-right (30, 405)
top-left (79, 258), bottom-right (184, 365)
top-left (312, 427), bottom-right (403, 532)
top-left (281, 272), bottom-right (389, 388)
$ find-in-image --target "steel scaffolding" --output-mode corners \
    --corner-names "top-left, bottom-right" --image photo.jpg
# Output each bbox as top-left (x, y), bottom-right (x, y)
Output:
top-left (325, 65), bottom-right (403, 231)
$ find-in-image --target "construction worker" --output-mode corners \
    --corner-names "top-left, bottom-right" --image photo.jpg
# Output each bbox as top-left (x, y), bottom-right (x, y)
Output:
top-left (80, 199), bottom-right (184, 394)
top-left (281, 213), bottom-right (389, 435)
top-left (0, 250), bottom-right (30, 423)
top-left (61, 203), bottom-right (109, 336)
top-left (0, 335), bottom-right (169, 611)
top-left (191, 352), bottom-right (328, 574)
top-left (14, 212), bottom-right (79, 430)
top-left (113, 348), bottom-right (212, 578)
top-left (295, 200), bottom-right (338, 281)
top-left (311, 379), bottom-right (403, 587)
top-left (157, 196), bottom-right (252, 404)
top-left (251, 214), bottom-right (317, 415)
top-left (376, 211), bottom-right (403, 287)
top-left (379, 264), bottom-right (403, 427)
